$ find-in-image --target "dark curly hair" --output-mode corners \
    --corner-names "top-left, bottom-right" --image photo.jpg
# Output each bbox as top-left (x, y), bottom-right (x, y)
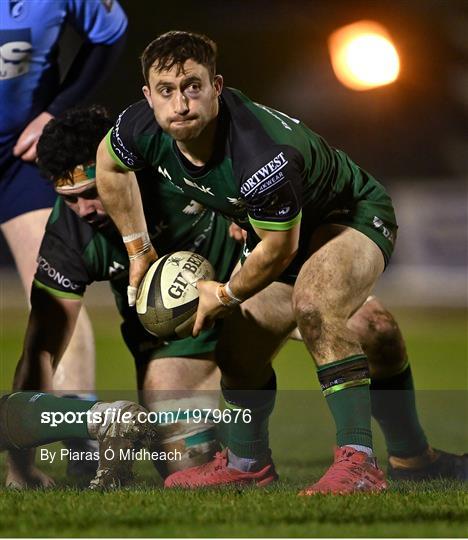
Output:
top-left (37, 105), bottom-right (113, 183)
top-left (141, 31), bottom-right (217, 85)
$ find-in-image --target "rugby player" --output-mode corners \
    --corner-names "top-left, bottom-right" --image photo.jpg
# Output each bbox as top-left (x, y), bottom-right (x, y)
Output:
top-left (1, 0), bottom-right (127, 485)
top-left (0, 391), bottom-right (153, 490)
top-left (95, 31), bottom-right (468, 493)
top-left (7, 105), bottom-right (240, 488)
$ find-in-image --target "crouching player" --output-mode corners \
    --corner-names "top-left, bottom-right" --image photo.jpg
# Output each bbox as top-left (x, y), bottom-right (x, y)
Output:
top-left (7, 106), bottom-right (240, 488)
top-left (1, 392), bottom-right (154, 489)
top-left (95, 32), bottom-right (468, 493)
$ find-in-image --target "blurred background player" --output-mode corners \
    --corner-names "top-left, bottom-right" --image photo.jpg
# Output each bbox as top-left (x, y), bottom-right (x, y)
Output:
top-left (0, 0), bottom-right (127, 485)
top-left (0, 391), bottom-right (153, 490)
top-left (7, 105), bottom-right (240, 486)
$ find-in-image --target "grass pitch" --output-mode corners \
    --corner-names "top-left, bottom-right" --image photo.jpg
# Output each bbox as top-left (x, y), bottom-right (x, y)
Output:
top-left (0, 304), bottom-right (467, 537)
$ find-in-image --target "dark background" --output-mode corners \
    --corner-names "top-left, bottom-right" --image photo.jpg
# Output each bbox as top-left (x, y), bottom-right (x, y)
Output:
top-left (1, 0), bottom-right (467, 267)
top-left (86, 0), bottom-right (468, 179)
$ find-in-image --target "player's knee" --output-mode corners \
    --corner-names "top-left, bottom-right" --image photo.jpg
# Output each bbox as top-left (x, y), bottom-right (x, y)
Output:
top-left (349, 298), bottom-right (407, 375)
top-left (293, 298), bottom-right (324, 343)
top-left (353, 300), bottom-right (401, 349)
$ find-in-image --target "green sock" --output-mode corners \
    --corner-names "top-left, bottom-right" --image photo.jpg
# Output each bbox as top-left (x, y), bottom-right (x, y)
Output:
top-left (222, 374), bottom-right (276, 458)
top-left (371, 364), bottom-right (428, 457)
top-left (318, 355), bottom-right (373, 448)
top-left (0, 392), bottom-right (97, 449)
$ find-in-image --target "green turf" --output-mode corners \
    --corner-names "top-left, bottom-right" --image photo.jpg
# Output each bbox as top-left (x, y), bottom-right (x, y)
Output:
top-left (0, 484), bottom-right (467, 538)
top-left (0, 306), bottom-right (467, 537)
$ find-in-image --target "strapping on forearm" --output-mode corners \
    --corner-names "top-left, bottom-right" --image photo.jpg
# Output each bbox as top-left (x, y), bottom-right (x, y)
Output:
top-left (123, 232), bottom-right (152, 260)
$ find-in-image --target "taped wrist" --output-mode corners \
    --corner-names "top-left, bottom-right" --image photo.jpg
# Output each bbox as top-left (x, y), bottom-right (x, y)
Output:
top-left (123, 232), bottom-right (152, 261)
top-left (318, 355), bottom-right (370, 396)
top-left (216, 282), bottom-right (242, 307)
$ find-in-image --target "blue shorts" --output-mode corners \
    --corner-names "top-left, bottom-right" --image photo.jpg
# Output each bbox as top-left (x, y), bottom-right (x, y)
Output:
top-left (0, 157), bottom-right (57, 224)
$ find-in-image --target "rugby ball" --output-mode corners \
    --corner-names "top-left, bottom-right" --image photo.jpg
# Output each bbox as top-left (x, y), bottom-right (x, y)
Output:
top-left (136, 251), bottom-right (214, 339)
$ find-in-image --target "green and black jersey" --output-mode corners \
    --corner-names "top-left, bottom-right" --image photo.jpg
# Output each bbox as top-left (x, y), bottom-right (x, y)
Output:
top-left (33, 170), bottom-right (240, 363)
top-left (107, 88), bottom-right (397, 277)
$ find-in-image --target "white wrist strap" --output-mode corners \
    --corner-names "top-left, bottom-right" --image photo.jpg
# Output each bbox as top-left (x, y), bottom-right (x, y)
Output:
top-left (123, 231), bottom-right (149, 243)
top-left (225, 281), bottom-right (242, 303)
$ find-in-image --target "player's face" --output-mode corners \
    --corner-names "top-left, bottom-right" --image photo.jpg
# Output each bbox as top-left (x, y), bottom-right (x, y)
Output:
top-left (57, 182), bottom-right (110, 228)
top-left (142, 59), bottom-right (223, 141)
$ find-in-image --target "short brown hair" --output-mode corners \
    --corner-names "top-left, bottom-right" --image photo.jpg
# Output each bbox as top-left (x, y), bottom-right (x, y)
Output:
top-left (141, 31), bottom-right (217, 85)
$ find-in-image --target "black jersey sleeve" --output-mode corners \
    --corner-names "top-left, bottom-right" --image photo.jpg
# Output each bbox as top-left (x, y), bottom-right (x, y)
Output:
top-left (33, 200), bottom-right (94, 299)
top-left (241, 145), bottom-right (304, 231)
top-left (106, 100), bottom-right (156, 171)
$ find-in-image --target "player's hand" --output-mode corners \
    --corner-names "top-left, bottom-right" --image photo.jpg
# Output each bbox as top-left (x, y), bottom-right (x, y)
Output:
top-left (6, 449), bottom-right (55, 489)
top-left (192, 280), bottom-right (234, 337)
top-left (127, 246), bottom-right (158, 306)
top-left (228, 222), bottom-right (247, 243)
top-left (6, 465), bottom-right (56, 489)
top-left (13, 111), bottom-right (54, 162)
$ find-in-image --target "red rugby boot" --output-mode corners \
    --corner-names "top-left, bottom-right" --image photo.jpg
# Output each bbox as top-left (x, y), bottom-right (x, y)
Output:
top-left (164, 449), bottom-right (278, 488)
top-left (300, 446), bottom-right (387, 495)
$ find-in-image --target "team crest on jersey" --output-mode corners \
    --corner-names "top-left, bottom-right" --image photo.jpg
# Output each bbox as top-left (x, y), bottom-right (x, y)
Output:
top-left (9, 0), bottom-right (27, 20)
top-left (0, 29), bottom-right (32, 80)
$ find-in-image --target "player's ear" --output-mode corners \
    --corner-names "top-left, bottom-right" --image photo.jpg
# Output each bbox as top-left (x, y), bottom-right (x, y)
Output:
top-left (213, 75), bottom-right (223, 97)
top-left (142, 86), bottom-right (153, 109)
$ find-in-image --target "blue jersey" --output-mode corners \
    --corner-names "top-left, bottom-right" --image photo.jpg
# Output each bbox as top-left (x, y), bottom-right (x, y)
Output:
top-left (0, 0), bottom-right (127, 149)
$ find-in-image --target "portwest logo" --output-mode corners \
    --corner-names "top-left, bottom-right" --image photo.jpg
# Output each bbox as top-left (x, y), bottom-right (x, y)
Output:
top-left (241, 152), bottom-right (288, 197)
top-left (0, 29), bottom-right (32, 80)
top-left (37, 256), bottom-right (80, 291)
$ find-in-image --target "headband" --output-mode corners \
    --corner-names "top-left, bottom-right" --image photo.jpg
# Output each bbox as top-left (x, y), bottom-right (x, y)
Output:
top-left (55, 164), bottom-right (96, 194)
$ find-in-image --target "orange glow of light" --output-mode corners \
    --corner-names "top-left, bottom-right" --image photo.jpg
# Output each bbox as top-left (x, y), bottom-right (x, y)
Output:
top-left (328, 20), bottom-right (400, 91)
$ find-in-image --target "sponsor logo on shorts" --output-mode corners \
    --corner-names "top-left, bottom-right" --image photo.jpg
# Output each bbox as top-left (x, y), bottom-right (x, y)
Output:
top-left (372, 216), bottom-right (394, 243)
top-left (0, 29), bottom-right (31, 79)
top-left (36, 255), bottom-right (80, 291)
top-left (241, 152), bottom-right (288, 197)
